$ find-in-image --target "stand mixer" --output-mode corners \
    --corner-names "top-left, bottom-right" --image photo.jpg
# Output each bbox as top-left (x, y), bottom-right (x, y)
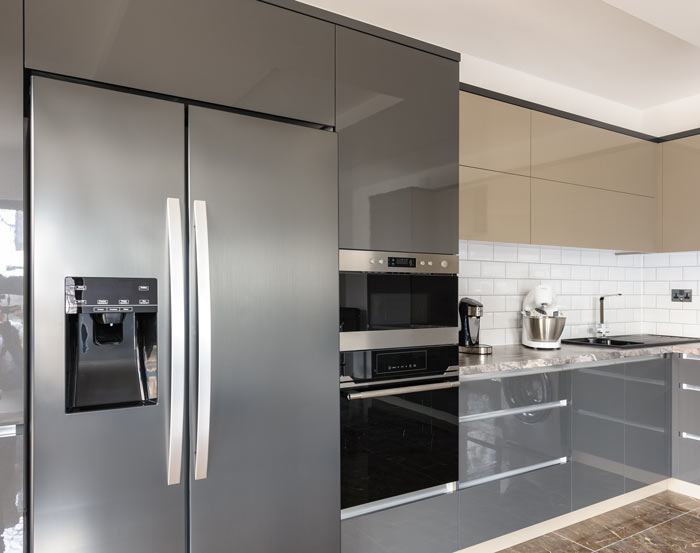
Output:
top-left (521, 285), bottom-right (566, 349)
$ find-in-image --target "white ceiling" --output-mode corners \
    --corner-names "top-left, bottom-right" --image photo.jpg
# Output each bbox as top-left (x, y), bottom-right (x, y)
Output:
top-left (301, 0), bottom-right (700, 136)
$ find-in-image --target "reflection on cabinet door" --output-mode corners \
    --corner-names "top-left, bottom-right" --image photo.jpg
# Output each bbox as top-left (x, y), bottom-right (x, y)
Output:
top-left (459, 167), bottom-right (530, 243)
top-left (337, 27), bottom-right (458, 254)
top-left (673, 357), bottom-right (700, 485)
top-left (662, 137), bottom-right (700, 252)
top-left (531, 178), bottom-right (657, 251)
top-left (459, 93), bottom-right (530, 176)
top-left (342, 493), bottom-right (458, 553)
top-left (24, 0), bottom-right (335, 125)
top-left (531, 111), bottom-right (658, 197)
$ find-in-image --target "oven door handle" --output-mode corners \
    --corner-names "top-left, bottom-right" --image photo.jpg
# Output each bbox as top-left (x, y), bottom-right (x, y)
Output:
top-left (346, 380), bottom-right (459, 400)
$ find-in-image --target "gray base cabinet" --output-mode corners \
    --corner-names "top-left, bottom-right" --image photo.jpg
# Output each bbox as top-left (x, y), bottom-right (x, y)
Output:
top-left (673, 357), bottom-right (700, 484)
top-left (24, 0), bottom-right (335, 125)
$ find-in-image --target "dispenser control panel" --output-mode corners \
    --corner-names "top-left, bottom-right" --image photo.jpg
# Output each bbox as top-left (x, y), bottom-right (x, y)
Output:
top-left (65, 277), bottom-right (157, 314)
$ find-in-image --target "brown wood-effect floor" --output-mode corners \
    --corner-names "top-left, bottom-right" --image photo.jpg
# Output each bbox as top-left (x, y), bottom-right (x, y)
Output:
top-left (497, 491), bottom-right (700, 552)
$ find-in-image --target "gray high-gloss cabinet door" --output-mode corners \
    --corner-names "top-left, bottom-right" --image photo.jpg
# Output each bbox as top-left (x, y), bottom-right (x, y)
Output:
top-left (188, 107), bottom-right (339, 553)
top-left (673, 357), bottom-right (700, 484)
top-left (0, 2), bottom-right (24, 550)
top-left (337, 27), bottom-right (458, 254)
top-left (25, 0), bottom-right (334, 126)
top-left (31, 77), bottom-right (186, 553)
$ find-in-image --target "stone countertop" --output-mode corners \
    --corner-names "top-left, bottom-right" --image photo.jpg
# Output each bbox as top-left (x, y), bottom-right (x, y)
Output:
top-left (454, 342), bottom-right (700, 379)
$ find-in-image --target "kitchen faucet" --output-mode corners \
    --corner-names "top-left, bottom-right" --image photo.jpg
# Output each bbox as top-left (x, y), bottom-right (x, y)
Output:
top-left (597, 293), bottom-right (622, 337)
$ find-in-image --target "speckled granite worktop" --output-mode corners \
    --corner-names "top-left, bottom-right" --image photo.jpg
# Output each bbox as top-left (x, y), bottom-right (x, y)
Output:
top-left (454, 341), bottom-right (700, 379)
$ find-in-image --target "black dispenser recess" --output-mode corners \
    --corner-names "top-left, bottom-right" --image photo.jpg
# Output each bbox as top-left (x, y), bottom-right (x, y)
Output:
top-left (65, 277), bottom-right (158, 413)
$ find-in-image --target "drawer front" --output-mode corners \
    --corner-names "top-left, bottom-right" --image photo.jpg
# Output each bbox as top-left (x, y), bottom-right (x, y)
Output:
top-left (460, 407), bottom-right (570, 486)
top-left (460, 372), bottom-right (570, 417)
top-left (676, 434), bottom-right (700, 486)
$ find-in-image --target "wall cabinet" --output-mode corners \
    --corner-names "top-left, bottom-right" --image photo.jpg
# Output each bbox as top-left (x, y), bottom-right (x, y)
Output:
top-left (24, 0), bottom-right (335, 125)
top-left (531, 111), bottom-right (658, 197)
top-left (662, 136), bottom-right (700, 252)
top-left (459, 93), bottom-right (530, 176)
top-left (459, 167), bottom-right (530, 243)
top-left (531, 178), bottom-right (657, 252)
top-left (338, 27), bottom-right (459, 254)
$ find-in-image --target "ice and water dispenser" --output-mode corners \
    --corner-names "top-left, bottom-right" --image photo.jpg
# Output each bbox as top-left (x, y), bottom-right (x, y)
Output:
top-left (65, 277), bottom-right (158, 412)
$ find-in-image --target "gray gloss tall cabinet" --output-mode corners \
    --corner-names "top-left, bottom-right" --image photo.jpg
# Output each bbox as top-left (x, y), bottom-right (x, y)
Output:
top-left (24, 0), bottom-right (335, 126)
top-left (337, 27), bottom-right (459, 254)
top-left (31, 76), bottom-right (339, 553)
top-left (0, 1), bottom-right (24, 552)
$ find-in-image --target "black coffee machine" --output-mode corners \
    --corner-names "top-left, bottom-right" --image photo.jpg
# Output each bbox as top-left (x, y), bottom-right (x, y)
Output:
top-left (65, 276), bottom-right (158, 412)
top-left (459, 297), bottom-right (492, 355)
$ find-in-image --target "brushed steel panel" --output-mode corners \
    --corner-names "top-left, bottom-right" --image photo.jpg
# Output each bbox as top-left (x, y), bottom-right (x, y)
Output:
top-left (0, 2), bottom-right (25, 549)
top-left (188, 107), bottom-right (339, 552)
top-left (340, 328), bottom-right (458, 352)
top-left (339, 249), bottom-right (458, 274)
top-left (25, 0), bottom-right (335, 126)
top-left (31, 77), bottom-right (186, 553)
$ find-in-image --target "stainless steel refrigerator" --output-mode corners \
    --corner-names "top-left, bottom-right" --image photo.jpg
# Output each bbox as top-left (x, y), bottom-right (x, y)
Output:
top-left (30, 76), bottom-right (339, 553)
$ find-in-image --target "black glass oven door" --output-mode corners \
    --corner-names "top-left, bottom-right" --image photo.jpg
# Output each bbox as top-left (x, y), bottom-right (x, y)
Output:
top-left (340, 381), bottom-right (458, 510)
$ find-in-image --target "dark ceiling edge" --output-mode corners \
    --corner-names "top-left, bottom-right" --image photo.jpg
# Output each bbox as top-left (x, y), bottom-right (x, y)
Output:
top-left (460, 83), bottom-right (660, 142)
top-left (259, 0), bottom-right (460, 62)
top-left (657, 127), bottom-right (700, 143)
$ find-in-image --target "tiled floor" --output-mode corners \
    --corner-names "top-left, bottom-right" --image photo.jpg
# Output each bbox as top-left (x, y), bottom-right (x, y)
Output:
top-left (497, 491), bottom-right (700, 552)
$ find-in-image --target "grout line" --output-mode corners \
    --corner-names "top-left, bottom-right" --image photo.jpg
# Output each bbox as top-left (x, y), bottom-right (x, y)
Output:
top-left (557, 533), bottom-right (594, 552)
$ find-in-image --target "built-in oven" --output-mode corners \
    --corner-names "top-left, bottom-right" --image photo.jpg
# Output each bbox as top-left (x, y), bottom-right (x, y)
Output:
top-left (339, 249), bottom-right (459, 353)
top-left (340, 345), bottom-right (459, 520)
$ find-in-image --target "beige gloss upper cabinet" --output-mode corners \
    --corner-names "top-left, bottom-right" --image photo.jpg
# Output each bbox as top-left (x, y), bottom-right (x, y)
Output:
top-left (459, 166), bottom-right (530, 243)
top-left (531, 178), bottom-right (657, 252)
top-left (460, 92), bottom-right (530, 176)
top-left (531, 112), bottom-right (658, 197)
top-left (662, 136), bottom-right (700, 252)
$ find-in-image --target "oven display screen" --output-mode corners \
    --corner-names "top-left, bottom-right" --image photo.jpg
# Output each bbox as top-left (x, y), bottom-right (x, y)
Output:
top-left (388, 257), bottom-right (416, 268)
top-left (374, 350), bottom-right (427, 375)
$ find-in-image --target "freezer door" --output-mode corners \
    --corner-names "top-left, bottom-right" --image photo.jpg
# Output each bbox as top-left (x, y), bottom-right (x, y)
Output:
top-left (31, 77), bottom-right (186, 553)
top-left (188, 106), bottom-right (339, 553)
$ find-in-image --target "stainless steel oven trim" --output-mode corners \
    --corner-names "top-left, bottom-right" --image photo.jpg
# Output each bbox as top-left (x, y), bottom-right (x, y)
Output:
top-left (340, 482), bottom-right (457, 520)
top-left (340, 368), bottom-right (459, 389)
top-left (339, 249), bottom-right (458, 275)
top-left (346, 380), bottom-right (459, 400)
top-left (340, 327), bottom-right (458, 352)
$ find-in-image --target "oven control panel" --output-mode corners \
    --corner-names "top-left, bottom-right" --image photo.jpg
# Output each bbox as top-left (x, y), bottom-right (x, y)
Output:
top-left (339, 249), bottom-right (458, 275)
top-left (375, 349), bottom-right (427, 376)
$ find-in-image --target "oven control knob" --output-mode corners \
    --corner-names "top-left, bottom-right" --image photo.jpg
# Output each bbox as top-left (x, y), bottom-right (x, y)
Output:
top-left (420, 260), bottom-right (426, 266)
top-left (427, 261), bottom-right (433, 266)
top-left (369, 258), bottom-right (375, 264)
top-left (378, 259), bottom-right (384, 265)
top-left (441, 260), bottom-right (448, 268)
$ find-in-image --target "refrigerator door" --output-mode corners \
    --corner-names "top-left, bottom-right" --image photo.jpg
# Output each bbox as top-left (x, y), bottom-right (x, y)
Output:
top-left (188, 106), bottom-right (339, 553)
top-left (31, 77), bottom-right (186, 553)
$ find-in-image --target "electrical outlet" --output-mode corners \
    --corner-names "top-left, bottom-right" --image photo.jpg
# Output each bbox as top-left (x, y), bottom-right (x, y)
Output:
top-left (672, 289), bottom-right (693, 302)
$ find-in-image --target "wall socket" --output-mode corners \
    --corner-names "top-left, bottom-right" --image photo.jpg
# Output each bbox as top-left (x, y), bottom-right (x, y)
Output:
top-left (672, 289), bottom-right (693, 302)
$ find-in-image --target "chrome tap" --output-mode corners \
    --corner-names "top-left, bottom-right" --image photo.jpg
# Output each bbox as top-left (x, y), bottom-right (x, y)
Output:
top-left (597, 293), bottom-right (622, 337)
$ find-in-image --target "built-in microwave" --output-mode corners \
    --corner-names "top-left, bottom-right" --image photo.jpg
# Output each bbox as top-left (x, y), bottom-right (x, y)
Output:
top-left (339, 249), bottom-right (459, 352)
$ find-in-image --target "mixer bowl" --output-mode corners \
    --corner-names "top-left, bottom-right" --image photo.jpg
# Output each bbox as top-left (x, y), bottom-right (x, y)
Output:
top-left (523, 315), bottom-right (567, 342)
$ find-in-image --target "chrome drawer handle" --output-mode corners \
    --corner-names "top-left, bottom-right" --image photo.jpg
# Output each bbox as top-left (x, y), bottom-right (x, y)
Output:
top-left (681, 383), bottom-right (700, 392)
top-left (680, 431), bottom-right (700, 442)
top-left (459, 457), bottom-right (568, 490)
top-left (340, 482), bottom-right (457, 520)
top-left (459, 399), bottom-right (568, 423)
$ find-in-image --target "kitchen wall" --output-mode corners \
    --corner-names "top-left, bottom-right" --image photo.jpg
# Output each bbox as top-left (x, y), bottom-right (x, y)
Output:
top-left (458, 240), bottom-right (644, 346)
top-left (459, 240), bottom-right (700, 345)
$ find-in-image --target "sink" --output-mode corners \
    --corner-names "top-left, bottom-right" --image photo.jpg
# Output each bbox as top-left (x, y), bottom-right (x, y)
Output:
top-left (562, 334), bottom-right (700, 349)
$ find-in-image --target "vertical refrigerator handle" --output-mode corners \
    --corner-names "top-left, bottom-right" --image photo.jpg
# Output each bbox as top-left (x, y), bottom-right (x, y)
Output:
top-left (193, 200), bottom-right (212, 480)
top-left (167, 198), bottom-right (185, 486)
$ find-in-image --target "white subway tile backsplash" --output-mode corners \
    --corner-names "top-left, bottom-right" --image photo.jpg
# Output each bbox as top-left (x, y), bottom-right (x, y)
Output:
top-left (517, 245), bottom-right (540, 263)
top-left (529, 263), bottom-right (551, 279)
top-left (494, 279), bottom-right (518, 295)
top-left (481, 261), bottom-right (506, 278)
top-left (493, 243), bottom-right (518, 262)
top-left (506, 263), bottom-right (529, 279)
top-left (458, 240), bottom-right (700, 342)
top-left (670, 252), bottom-right (697, 266)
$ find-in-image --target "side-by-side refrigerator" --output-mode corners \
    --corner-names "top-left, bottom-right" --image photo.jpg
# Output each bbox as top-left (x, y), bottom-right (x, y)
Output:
top-left (30, 76), bottom-right (339, 553)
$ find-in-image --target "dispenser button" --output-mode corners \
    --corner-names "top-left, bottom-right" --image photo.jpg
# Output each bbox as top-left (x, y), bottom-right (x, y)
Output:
top-left (138, 299), bottom-right (150, 305)
top-left (93, 307), bottom-right (106, 312)
top-left (119, 307), bottom-right (133, 312)
top-left (75, 285), bottom-right (87, 291)
top-left (97, 299), bottom-right (108, 305)
top-left (118, 299), bottom-right (130, 305)
top-left (107, 307), bottom-right (120, 312)
top-left (75, 299), bottom-right (86, 305)
top-left (138, 285), bottom-right (150, 292)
